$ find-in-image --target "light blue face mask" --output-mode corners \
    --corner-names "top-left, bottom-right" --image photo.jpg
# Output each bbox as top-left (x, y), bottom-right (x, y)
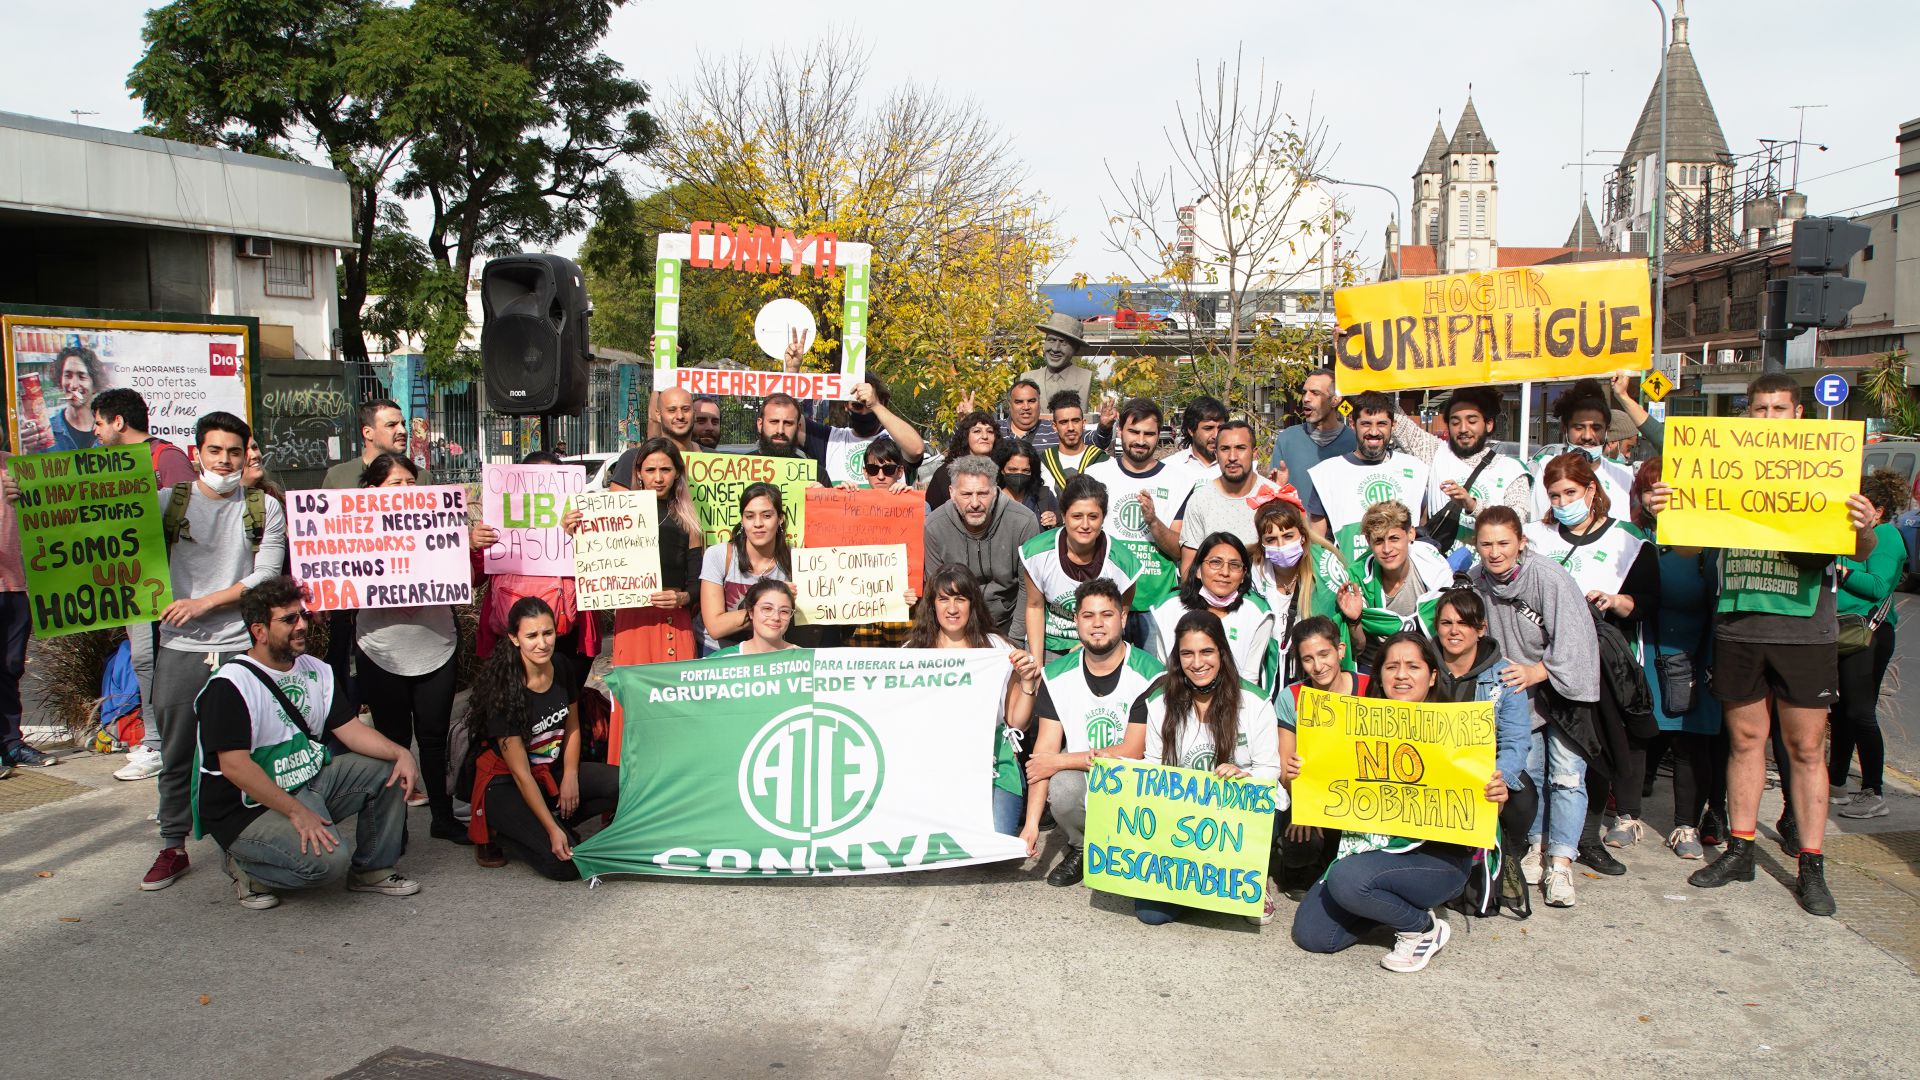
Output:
top-left (1552, 498), bottom-right (1589, 527)
top-left (1576, 443), bottom-right (1603, 461)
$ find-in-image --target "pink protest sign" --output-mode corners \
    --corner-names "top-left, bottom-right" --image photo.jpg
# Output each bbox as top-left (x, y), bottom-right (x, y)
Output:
top-left (481, 463), bottom-right (585, 575)
top-left (287, 485), bottom-right (473, 612)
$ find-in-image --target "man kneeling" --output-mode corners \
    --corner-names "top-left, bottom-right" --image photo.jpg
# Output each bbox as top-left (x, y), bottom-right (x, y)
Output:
top-left (194, 576), bottom-right (423, 909)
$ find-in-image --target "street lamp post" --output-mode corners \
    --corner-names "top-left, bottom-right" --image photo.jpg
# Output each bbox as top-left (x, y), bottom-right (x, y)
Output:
top-left (1313, 175), bottom-right (1401, 279)
top-left (1650, 0), bottom-right (1669, 368)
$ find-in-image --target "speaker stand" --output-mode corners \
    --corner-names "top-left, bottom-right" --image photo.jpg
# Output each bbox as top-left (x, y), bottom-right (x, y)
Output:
top-left (540, 414), bottom-right (554, 453)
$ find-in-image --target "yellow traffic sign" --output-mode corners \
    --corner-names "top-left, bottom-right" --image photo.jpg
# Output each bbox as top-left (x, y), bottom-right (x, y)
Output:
top-left (1338, 399), bottom-right (1354, 418)
top-left (1642, 369), bottom-right (1673, 403)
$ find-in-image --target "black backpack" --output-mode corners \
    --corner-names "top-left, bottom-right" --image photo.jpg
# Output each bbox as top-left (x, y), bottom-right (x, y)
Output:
top-left (1590, 605), bottom-right (1656, 739)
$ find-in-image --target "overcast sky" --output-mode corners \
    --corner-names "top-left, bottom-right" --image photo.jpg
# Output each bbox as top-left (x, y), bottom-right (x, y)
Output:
top-left (6, 0), bottom-right (1914, 282)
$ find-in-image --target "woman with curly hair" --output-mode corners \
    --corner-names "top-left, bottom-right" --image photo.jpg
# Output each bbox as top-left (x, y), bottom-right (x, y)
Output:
top-left (926, 411), bottom-right (1004, 510)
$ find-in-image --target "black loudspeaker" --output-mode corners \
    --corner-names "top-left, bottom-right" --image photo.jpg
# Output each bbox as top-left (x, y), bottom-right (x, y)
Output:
top-left (481, 254), bottom-right (590, 415)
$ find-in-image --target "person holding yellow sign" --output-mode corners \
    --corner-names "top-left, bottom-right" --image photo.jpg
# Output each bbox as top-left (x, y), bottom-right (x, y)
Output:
top-left (1289, 633), bottom-right (1509, 973)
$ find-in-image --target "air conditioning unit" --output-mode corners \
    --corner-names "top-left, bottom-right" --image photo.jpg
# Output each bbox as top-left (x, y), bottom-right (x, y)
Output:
top-left (236, 236), bottom-right (274, 259)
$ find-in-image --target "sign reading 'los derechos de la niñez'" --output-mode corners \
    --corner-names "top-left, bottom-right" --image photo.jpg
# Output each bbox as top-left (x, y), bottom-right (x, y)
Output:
top-left (651, 223), bottom-right (873, 401)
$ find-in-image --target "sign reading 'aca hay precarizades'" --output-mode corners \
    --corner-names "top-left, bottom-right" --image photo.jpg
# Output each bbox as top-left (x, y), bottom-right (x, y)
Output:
top-left (570, 649), bottom-right (1026, 880)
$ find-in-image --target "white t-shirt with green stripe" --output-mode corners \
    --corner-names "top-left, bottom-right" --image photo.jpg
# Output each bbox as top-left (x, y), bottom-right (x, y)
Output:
top-left (1138, 680), bottom-right (1286, 788)
top-left (1307, 452), bottom-right (1430, 565)
top-left (1041, 644), bottom-right (1164, 754)
top-left (1082, 457), bottom-right (1202, 612)
top-left (1019, 530), bottom-right (1146, 654)
top-left (1147, 593), bottom-right (1279, 695)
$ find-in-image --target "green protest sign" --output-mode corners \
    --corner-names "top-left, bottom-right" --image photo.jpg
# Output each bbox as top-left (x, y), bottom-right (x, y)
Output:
top-left (684, 451), bottom-right (814, 546)
top-left (1082, 757), bottom-right (1277, 917)
top-left (8, 446), bottom-right (173, 637)
top-left (570, 648), bottom-right (1025, 879)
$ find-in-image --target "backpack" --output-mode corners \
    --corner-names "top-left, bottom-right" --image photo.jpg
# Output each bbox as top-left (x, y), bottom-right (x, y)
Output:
top-left (484, 574), bottom-right (577, 639)
top-left (161, 482), bottom-right (268, 553)
top-left (1590, 605), bottom-right (1656, 739)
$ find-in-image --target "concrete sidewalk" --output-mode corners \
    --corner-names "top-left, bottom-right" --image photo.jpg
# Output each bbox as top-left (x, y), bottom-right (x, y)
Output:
top-left (1, 751), bottom-right (1916, 1080)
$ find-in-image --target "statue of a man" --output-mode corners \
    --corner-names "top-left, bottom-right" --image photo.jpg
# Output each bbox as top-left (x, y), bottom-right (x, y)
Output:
top-left (1019, 313), bottom-right (1094, 418)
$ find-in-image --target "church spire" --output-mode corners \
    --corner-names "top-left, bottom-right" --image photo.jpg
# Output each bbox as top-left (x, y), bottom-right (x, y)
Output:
top-left (1447, 96), bottom-right (1496, 155)
top-left (1673, 0), bottom-right (1689, 46)
top-left (1415, 120), bottom-right (1448, 177)
top-left (1619, 0), bottom-right (1726, 166)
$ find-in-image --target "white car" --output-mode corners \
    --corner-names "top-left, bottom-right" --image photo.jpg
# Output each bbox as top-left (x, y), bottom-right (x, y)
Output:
top-left (564, 453), bottom-right (620, 491)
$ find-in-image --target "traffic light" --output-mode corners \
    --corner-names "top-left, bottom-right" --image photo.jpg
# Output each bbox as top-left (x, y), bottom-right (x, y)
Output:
top-left (1784, 216), bottom-right (1871, 330)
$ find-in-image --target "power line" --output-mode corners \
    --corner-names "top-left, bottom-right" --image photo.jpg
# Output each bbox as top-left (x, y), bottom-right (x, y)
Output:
top-left (1795, 153), bottom-right (1896, 188)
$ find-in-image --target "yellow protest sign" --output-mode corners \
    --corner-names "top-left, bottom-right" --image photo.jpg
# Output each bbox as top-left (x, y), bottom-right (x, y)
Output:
top-left (792, 544), bottom-right (911, 624)
top-left (1656, 417), bottom-right (1863, 555)
top-left (1291, 689), bottom-right (1496, 848)
top-left (1332, 258), bottom-right (1651, 394)
top-left (1083, 757), bottom-right (1279, 917)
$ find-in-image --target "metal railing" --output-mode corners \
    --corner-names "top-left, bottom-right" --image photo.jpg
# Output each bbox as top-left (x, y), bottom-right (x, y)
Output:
top-left (349, 360), bottom-right (626, 482)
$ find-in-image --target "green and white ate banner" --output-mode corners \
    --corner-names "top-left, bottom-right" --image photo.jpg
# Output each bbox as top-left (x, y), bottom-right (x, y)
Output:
top-left (571, 648), bottom-right (1027, 879)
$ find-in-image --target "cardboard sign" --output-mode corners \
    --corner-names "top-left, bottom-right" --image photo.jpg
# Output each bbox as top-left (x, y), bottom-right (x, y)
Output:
top-left (571, 490), bottom-right (664, 611)
top-left (652, 229), bottom-right (873, 400)
top-left (287, 486), bottom-right (473, 612)
top-left (804, 487), bottom-right (926, 587)
top-left (1291, 688), bottom-right (1497, 848)
top-left (1656, 416), bottom-right (1864, 555)
top-left (685, 452), bottom-right (814, 547)
top-left (1082, 757), bottom-right (1279, 918)
top-left (792, 544), bottom-right (910, 625)
top-left (7, 447), bottom-right (173, 637)
top-left (481, 463), bottom-right (585, 575)
top-left (1331, 259), bottom-right (1652, 393)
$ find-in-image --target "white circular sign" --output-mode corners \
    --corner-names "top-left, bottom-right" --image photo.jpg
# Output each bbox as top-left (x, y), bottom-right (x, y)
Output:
top-left (754, 298), bottom-right (817, 362)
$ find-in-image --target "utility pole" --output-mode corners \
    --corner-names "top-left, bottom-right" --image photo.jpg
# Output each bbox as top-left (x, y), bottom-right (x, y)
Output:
top-left (1649, 1), bottom-right (1670, 368)
top-left (1789, 104), bottom-right (1828, 191)
top-left (1572, 70), bottom-right (1591, 250)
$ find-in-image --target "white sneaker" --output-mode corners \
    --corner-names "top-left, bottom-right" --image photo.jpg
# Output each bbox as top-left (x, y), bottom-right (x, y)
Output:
top-left (1544, 864), bottom-right (1577, 908)
top-left (347, 869), bottom-right (421, 896)
top-left (1520, 844), bottom-right (1544, 886)
top-left (1381, 910), bottom-right (1452, 973)
top-left (114, 746), bottom-right (163, 781)
top-left (224, 854), bottom-right (279, 910)
top-left (1246, 875), bottom-right (1278, 926)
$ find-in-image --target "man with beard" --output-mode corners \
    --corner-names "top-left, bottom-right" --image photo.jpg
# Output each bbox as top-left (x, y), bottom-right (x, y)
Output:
top-left (922, 455), bottom-right (1040, 644)
top-left (1385, 385), bottom-right (1530, 551)
top-left (1084, 398), bottom-right (1198, 639)
top-left (799, 375), bottom-right (925, 486)
top-left (646, 387), bottom-right (699, 456)
top-left (755, 393), bottom-right (806, 459)
top-left (1000, 379), bottom-right (1058, 451)
top-left (691, 396), bottom-right (723, 451)
top-left (1018, 578), bottom-right (1162, 887)
top-left (1020, 313), bottom-right (1095, 422)
top-left (1165, 396), bottom-right (1228, 477)
top-left (1306, 392), bottom-right (1430, 565)
top-left (1038, 391), bottom-right (1108, 496)
top-left (194, 575), bottom-right (423, 910)
top-left (1528, 378), bottom-right (1632, 518)
top-left (1270, 369), bottom-right (1355, 509)
top-left (1177, 420), bottom-right (1283, 575)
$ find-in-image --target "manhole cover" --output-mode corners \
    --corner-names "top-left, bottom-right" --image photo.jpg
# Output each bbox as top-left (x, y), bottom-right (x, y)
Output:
top-left (0, 770), bottom-right (87, 815)
top-left (329, 1047), bottom-right (566, 1080)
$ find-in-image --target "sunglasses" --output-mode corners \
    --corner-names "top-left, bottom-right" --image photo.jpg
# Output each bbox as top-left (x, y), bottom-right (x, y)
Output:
top-left (272, 611), bottom-right (313, 627)
top-left (864, 462), bottom-right (900, 476)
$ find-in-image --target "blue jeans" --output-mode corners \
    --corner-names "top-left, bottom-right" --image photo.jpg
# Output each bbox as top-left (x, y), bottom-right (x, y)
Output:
top-left (992, 785), bottom-right (1024, 837)
top-left (224, 752), bottom-right (410, 892)
top-left (1291, 847), bottom-right (1471, 953)
top-left (1526, 727), bottom-right (1589, 859)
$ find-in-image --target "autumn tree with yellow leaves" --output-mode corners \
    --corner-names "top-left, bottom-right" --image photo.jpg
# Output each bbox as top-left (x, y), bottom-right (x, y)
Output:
top-left (581, 36), bottom-right (1059, 426)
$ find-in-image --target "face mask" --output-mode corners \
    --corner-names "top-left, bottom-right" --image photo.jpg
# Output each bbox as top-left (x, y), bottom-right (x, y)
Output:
top-left (1200, 585), bottom-right (1238, 609)
top-left (1001, 473), bottom-right (1035, 497)
top-left (1552, 498), bottom-right (1589, 527)
top-left (200, 468), bottom-right (242, 495)
top-left (1576, 443), bottom-right (1603, 461)
top-left (1183, 669), bottom-right (1222, 694)
top-left (849, 411), bottom-right (882, 438)
top-left (1265, 541), bottom-right (1304, 569)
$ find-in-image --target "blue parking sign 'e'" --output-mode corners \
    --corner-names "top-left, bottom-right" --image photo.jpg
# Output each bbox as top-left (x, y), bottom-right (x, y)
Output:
top-left (1815, 374), bottom-right (1849, 408)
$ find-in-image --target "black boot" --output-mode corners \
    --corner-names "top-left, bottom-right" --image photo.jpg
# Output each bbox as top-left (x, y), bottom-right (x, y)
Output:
top-left (1046, 845), bottom-right (1084, 887)
top-left (1576, 837), bottom-right (1626, 876)
top-left (1690, 835), bottom-right (1756, 887)
top-left (1795, 853), bottom-right (1836, 916)
top-left (430, 807), bottom-right (473, 846)
top-left (1776, 809), bottom-right (1801, 858)
top-left (1699, 806), bottom-right (1727, 847)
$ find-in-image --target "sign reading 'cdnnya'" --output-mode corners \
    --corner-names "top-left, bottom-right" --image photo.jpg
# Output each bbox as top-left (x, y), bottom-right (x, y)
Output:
top-left (569, 649), bottom-right (1027, 880)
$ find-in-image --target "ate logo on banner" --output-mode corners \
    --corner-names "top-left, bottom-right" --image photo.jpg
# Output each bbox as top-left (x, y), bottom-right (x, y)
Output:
top-left (208, 343), bottom-right (239, 377)
top-left (740, 704), bottom-right (886, 841)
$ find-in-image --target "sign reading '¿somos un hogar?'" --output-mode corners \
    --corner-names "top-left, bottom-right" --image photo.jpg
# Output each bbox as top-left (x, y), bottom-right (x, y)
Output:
top-left (287, 486), bottom-right (473, 612)
top-left (1290, 688), bottom-right (1497, 848)
top-left (1082, 757), bottom-right (1280, 918)
top-left (7, 446), bottom-right (173, 637)
top-left (1656, 416), bottom-right (1864, 555)
top-left (1331, 258), bottom-right (1652, 394)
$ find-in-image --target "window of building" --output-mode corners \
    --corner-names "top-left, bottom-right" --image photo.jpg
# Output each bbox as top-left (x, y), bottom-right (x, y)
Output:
top-left (1428, 217), bottom-right (1439, 245)
top-left (264, 242), bottom-right (312, 299)
top-left (1863, 244), bottom-right (1874, 261)
top-left (1457, 195), bottom-right (1468, 234)
top-left (1474, 193), bottom-right (1487, 234)
top-left (1469, 159), bottom-right (1480, 180)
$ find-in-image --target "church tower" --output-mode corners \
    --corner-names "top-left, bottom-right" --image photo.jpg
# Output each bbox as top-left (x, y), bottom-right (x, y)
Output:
top-left (1602, 0), bottom-right (1733, 252)
top-left (1437, 96), bottom-right (1498, 274)
top-left (1410, 120), bottom-right (1447, 249)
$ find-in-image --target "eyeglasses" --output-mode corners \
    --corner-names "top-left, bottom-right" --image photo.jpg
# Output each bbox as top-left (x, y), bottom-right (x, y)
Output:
top-left (1202, 558), bottom-right (1246, 573)
top-left (272, 611), bottom-right (313, 627)
top-left (864, 462), bottom-right (900, 476)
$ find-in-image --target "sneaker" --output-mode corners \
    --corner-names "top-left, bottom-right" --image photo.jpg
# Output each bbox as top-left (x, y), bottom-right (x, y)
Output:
top-left (1045, 845), bottom-right (1084, 887)
top-left (1520, 844), bottom-right (1543, 886)
top-left (1577, 838), bottom-right (1627, 876)
top-left (113, 746), bottom-right (164, 781)
top-left (1699, 807), bottom-right (1727, 847)
top-left (1666, 825), bottom-right (1705, 860)
top-left (1840, 790), bottom-right (1889, 819)
top-left (346, 869), bottom-right (420, 896)
top-left (223, 854), bottom-right (279, 910)
top-left (1381, 911), bottom-right (1452, 972)
top-left (1247, 876), bottom-right (1278, 926)
top-left (9, 745), bottom-right (55, 768)
top-left (429, 817), bottom-right (475, 845)
top-left (1795, 852), bottom-right (1836, 916)
top-left (1544, 864), bottom-right (1577, 908)
top-left (405, 789), bottom-right (429, 808)
top-left (1830, 784), bottom-right (1854, 805)
top-left (0, 761), bottom-right (13, 780)
top-left (1776, 810), bottom-right (1801, 858)
top-left (1604, 814), bottom-right (1648, 849)
top-left (140, 847), bottom-right (191, 891)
